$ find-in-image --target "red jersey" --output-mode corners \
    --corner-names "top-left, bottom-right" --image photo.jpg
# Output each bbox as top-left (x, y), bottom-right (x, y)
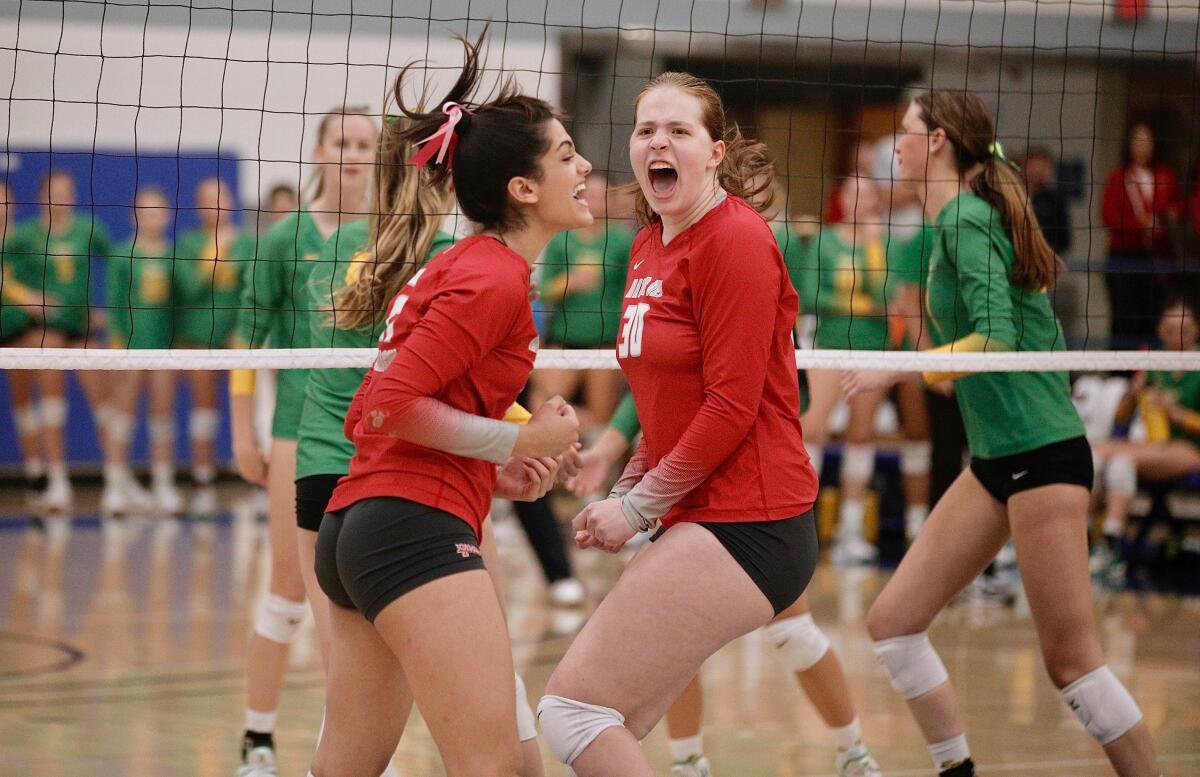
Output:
top-left (326, 235), bottom-right (538, 538)
top-left (615, 196), bottom-right (817, 529)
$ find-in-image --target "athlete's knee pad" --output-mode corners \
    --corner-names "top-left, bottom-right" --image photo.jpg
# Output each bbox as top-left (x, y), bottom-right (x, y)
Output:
top-left (41, 397), bottom-right (67, 429)
top-left (189, 408), bottom-right (219, 442)
top-left (13, 403), bottom-right (40, 436)
top-left (253, 593), bottom-right (308, 644)
top-left (764, 613), bottom-right (831, 672)
top-left (900, 440), bottom-right (932, 476)
top-left (149, 416), bottom-right (175, 446)
top-left (1061, 665), bottom-right (1143, 745)
top-left (841, 444), bottom-right (876, 481)
top-left (537, 694), bottom-right (625, 765)
top-left (873, 632), bottom-right (949, 700)
top-left (1105, 454), bottom-right (1137, 496)
top-left (106, 410), bottom-right (134, 446)
top-left (514, 673), bottom-right (537, 742)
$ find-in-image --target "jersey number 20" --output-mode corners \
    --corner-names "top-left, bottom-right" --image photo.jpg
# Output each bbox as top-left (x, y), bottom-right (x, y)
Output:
top-left (618, 303), bottom-right (649, 359)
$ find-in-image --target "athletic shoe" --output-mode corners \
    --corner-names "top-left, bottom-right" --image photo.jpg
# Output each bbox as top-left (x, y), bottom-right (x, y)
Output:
top-left (101, 473), bottom-right (154, 516)
top-left (41, 476), bottom-right (73, 514)
top-left (836, 744), bottom-right (883, 777)
top-left (234, 745), bottom-right (277, 777)
top-left (153, 481), bottom-right (184, 514)
top-left (549, 577), bottom-right (586, 607)
top-left (670, 755), bottom-right (712, 777)
top-left (831, 536), bottom-right (878, 566)
top-left (1089, 542), bottom-right (1117, 576)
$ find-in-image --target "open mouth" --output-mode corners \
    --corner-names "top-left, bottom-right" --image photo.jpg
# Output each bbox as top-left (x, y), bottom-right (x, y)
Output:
top-left (648, 161), bottom-right (678, 197)
top-left (571, 181), bottom-right (588, 206)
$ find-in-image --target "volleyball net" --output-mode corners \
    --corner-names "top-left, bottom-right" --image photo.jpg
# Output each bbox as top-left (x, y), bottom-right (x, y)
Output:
top-left (2, 0), bottom-right (1200, 378)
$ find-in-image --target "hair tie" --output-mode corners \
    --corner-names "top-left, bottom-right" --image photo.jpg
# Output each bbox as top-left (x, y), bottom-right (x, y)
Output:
top-left (987, 141), bottom-right (1021, 172)
top-left (409, 102), bottom-right (468, 169)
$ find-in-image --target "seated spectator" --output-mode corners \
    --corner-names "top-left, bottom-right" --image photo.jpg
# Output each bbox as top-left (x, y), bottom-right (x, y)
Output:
top-left (1101, 123), bottom-right (1183, 347)
top-left (1092, 296), bottom-right (1200, 580)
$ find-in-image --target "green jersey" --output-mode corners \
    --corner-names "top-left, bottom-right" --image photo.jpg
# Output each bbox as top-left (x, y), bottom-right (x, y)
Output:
top-left (886, 223), bottom-right (936, 350)
top-left (234, 209), bottom-right (327, 439)
top-left (781, 227), bottom-right (890, 350)
top-left (296, 220), bottom-right (455, 479)
top-left (539, 224), bottom-right (632, 347)
top-left (2, 217), bottom-right (112, 338)
top-left (172, 228), bottom-right (256, 348)
top-left (926, 192), bottom-right (1083, 459)
top-left (1146, 370), bottom-right (1200, 445)
top-left (106, 240), bottom-right (174, 349)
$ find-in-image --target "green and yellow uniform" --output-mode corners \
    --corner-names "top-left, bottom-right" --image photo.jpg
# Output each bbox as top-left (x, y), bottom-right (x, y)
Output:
top-left (780, 227), bottom-right (890, 350)
top-left (539, 224), bottom-right (632, 346)
top-left (296, 221), bottom-right (455, 479)
top-left (1145, 370), bottom-right (1200, 445)
top-left (2, 217), bottom-right (112, 338)
top-left (172, 227), bottom-right (255, 348)
top-left (106, 241), bottom-right (174, 349)
top-left (233, 210), bottom-right (327, 439)
top-left (886, 222), bottom-right (936, 350)
top-left (924, 192), bottom-right (1083, 458)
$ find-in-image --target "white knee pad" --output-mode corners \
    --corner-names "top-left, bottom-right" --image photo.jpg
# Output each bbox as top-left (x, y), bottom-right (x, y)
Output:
top-left (253, 593), bottom-right (308, 644)
top-left (1061, 665), bottom-right (1143, 745)
top-left (537, 694), bottom-right (625, 765)
top-left (41, 397), bottom-right (68, 429)
top-left (14, 403), bottom-right (41, 436)
top-left (806, 443), bottom-right (825, 479)
top-left (514, 673), bottom-right (537, 742)
top-left (873, 632), bottom-right (950, 700)
top-left (900, 441), bottom-right (932, 476)
top-left (107, 410), bottom-right (134, 446)
top-left (841, 444), bottom-right (876, 481)
top-left (764, 613), bottom-right (831, 672)
top-left (189, 408), bottom-right (219, 442)
top-left (1105, 454), bottom-right (1138, 496)
top-left (149, 417), bottom-right (176, 446)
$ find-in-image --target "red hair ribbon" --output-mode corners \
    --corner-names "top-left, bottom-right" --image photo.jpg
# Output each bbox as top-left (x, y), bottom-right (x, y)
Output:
top-left (409, 102), bottom-right (467, 169)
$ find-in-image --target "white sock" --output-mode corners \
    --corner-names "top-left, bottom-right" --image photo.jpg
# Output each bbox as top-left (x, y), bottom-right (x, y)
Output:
top-left (193, 463), bottom-right (216, 485)
top-left (378, 763), bottom-right (401, 777)
top-left (839, 499), bottom-right (865, 540)
top-left (48, 462), bottom-right (68, 483)
top-left (928, 733), bottom-right (970, 771)
top-left (24, 457), bottom-right (46, 479)
top-left (830, 717), bottom-right (862, 750)
top-left (667, 734), bottom-right (704, 762)
top-left (152, 462), bottom-right (175, 488)
top-left (1102, 515), bottom-right (1123, 539)
top-left (103, 462), bottom-right (128, 487)
top-left (244, 708), bottom-right (277, 734)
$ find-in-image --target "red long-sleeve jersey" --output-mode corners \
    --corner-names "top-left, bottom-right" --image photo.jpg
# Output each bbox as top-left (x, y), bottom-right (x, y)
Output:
top-left (327, 235), bottom-right (539, 538)
top-left (614, 196), bottom-right (817, 530)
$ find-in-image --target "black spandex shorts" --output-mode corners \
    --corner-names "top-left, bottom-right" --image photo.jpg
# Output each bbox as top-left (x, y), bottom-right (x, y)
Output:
top-left (651, 510), bottom-right (818, 615)
top-left (295, 474), bottom-right (341, 532)
top-left (315, 497), bottom-right (486, 622)
top-left (970, 435), bottom-right (1094, 504)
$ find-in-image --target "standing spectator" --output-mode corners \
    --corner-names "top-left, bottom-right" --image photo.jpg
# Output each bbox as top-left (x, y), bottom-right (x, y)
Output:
top-left (1101, 123), bottom-right (1183, 347)
top-left (1024, 147), bottom-right (1072, 256)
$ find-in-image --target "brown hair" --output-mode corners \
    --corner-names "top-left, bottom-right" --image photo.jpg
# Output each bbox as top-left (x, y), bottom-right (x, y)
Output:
top-left (628, 72), bottom-right (775, 225)
top-left (308, 105), bottom-right (375, 202)
top-left (915, 90), bottom-right (1062, 290)
top-left (392, 27), bottom-right (560, 233)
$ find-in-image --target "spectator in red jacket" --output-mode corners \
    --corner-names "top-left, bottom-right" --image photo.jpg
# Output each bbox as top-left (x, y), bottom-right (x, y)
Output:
top-left (1101, 122), bottom-right (1183, 347)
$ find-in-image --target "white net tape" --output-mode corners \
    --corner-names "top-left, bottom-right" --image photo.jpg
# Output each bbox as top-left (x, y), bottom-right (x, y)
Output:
top-left (3, 347), bottom-right (1200, 372)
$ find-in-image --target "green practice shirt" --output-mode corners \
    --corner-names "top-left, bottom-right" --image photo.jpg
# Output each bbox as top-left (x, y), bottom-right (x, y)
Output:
top-left (295, 220), bottom-right (455, 479)
top-left (172, 228), bottom-right (256, 348)
top-left (234, 209), bottom-right (328, 439)
top-left (926, 192), bottom-right (1083, 459)
top-left (1146, 369), bottom-right (1200, 445)
top-left (779, 226), bottom-right (890, 350)
top-left (539, 224), bottom-right (632, 347)
top-left (106, 240), bottom-right (174, 349)
top-left (2, 217), bottom-right (112, 338)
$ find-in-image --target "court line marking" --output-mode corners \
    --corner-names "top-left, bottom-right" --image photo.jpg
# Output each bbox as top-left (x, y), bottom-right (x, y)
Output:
top-left (0, 631), bottom-right (84, 680)
top-left (832, 753), bottom-right (1200, 776)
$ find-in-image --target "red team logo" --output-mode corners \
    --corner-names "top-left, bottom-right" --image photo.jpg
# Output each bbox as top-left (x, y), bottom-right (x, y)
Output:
top-left (455, 542), bottom-right (482, 558)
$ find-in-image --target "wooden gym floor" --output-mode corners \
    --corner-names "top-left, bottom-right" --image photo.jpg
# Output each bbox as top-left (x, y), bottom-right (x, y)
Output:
top-left (0, 482), bottom-right (1197, 777)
